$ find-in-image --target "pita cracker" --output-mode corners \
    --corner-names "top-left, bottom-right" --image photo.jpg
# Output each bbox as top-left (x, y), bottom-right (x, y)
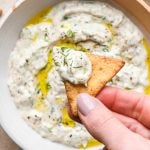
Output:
top-left (65, 53), bottom-right (125, 116)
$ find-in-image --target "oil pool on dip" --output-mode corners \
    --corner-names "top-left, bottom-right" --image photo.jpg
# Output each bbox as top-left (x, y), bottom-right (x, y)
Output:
top-left (8, 1), bottom-right (150, 149)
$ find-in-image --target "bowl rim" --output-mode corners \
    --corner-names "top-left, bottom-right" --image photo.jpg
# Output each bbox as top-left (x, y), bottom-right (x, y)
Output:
top-left (0, 1), bottom-right (30, 149)
top-left (0, 0), bottom-right (26, 28)
top-left (0, 0), bottom-right (149, 149)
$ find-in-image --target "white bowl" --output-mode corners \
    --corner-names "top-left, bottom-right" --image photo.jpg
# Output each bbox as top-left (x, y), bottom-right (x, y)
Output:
top-left (0, 0), bottom-right (149, 150)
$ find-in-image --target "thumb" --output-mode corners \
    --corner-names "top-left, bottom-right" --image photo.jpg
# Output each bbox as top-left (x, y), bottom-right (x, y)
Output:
top-left (77, 93), bottom-right (134, 150)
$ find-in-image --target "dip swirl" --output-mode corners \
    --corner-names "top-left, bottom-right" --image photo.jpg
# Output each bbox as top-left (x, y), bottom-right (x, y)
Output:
top-left (53, 46), bottom-right (92, 85)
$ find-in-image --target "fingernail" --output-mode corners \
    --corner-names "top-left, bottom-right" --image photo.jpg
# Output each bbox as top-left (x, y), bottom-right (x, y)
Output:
top-left (77, 93), bottom-right (97, 116)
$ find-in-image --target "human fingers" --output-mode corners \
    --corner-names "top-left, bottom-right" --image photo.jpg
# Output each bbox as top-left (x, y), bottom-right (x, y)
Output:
top-left (68, 98), bottom-right (150, 140)
top-left (97, 87), bottom-right (150, 128)
top-left (77, 93), bottom-right (138, 150)
top-left (113, 112), bottom-right (150, 139)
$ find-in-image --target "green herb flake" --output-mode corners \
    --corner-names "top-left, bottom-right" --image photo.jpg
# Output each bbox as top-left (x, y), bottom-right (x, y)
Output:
top-left (61, 24), bottom-right (64, 28)
top-left (101, 16), bottom-right (106, 20)
top-left (44, 32), bottom-right (49, 42)
top-left (83, 67), bottom-right (87, 74)
top-left (73, 66), bottom-right (82, 69)
top-left (66, 30), bottom-right (75, 38)
top-left (46, 82), bottom-right (51, 90)
top-left (24, 63), bottom-right (29, 68)
top-left (36, 89), bottom-right (40, 94)
top-left (125, 87), bottom-right (132, 90)
top-left (48, 128), bottom-right (52, 132)
top-left (54, 61), bottom-right (60, 67)
top-left (61, 47), bottom-right (68, 52)
top-left (51, 107), bottom-right (55, 113)
top-left (102, 47), bottom-right (109, 52)
top-left (80, 47), bottom-right (88, 52)
top-left (63, 16), bottom-right (69, 20)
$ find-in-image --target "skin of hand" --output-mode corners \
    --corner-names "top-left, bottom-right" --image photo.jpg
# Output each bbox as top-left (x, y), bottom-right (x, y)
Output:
top-left (76, 87), bottom-right (150, 150)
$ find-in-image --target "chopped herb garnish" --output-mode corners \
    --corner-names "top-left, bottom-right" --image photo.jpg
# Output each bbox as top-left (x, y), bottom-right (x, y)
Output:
top-left (46, 82), bottom-right (51, 90)
top-left (70, 60), bottom-right (73, 67)
top-left (80, 47), bottom-right (88, 52)
top-left (73, 66), bottom-right (82, 69)
top-left (70, 134), bottom-right (72, 138)
top-left (56, 98), bottom-right (64, 103)
top-left (102, 47), bottom-right (109, 52)
top-left (25, 59), bottom-right (29, 63)
top-left (54, 61), bottom-right (60, 66)
top-left (51, 107), bottom-right (55, 113)
top-left (63, 16), bottom-right (69, 20)
top-left (44, 32), bottom-right (49, 42)
top-left (48, 127), bottom-right (52, 132)
top-left (101, 16), bottom-right (106, 20)
top-left (66, 30), bottom-right (75, 38)
top-left (24, 62), bottom-right (29, 68)
top-left (35, 84), bottom-right (41, 94)
top-left (61, 24), bottom-right (64, 28)
top-left (61, 47), bottom-right (68, 52)
top-left (36, 89), bottom-right (40, 94)
top-left (83, 67), bottom-right (87, 74)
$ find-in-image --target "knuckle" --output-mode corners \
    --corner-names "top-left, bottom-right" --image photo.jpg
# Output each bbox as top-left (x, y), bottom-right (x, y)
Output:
top-left (128, 123), bottom-right (138, 132)
top-left (87, 114), bottom-right (114, 132)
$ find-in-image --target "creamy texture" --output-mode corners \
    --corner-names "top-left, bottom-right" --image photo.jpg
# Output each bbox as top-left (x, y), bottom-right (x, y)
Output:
top-left (53, 46), bottom-right (92, 85)
top-left (8, 1), bottom-right (150, 149)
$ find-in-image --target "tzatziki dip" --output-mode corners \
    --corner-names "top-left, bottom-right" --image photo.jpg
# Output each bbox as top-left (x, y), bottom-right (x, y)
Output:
top-left (8, 0), bottom-right (150, 148)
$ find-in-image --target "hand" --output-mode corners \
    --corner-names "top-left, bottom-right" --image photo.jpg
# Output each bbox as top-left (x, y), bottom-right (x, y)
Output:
top-left (77, 87), bottom-right (150, 150)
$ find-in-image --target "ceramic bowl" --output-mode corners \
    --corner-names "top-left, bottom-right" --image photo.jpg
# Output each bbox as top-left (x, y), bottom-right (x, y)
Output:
top-left (0, 0), bottom-right (149, 149)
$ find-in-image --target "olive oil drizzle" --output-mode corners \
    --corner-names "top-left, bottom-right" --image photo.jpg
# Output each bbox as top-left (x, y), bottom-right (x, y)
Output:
top-left (26, 7), bottom-right (52, 26)
top-left (143, 38), bottom-right (150, 95)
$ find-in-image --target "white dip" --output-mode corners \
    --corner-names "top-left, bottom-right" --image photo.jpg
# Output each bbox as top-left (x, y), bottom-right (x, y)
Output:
top-left (53, 46), bottom-right (92, 85)
top-left (8, 0), bottom-right (149, 148)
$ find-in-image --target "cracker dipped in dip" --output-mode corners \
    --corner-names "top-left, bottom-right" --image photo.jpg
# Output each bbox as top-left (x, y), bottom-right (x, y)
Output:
top-left (8, 1), bottom-right (150, 148)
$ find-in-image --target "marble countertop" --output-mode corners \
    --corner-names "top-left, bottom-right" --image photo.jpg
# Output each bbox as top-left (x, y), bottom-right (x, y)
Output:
top-left (0, 0), bottom-right (150, 150)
